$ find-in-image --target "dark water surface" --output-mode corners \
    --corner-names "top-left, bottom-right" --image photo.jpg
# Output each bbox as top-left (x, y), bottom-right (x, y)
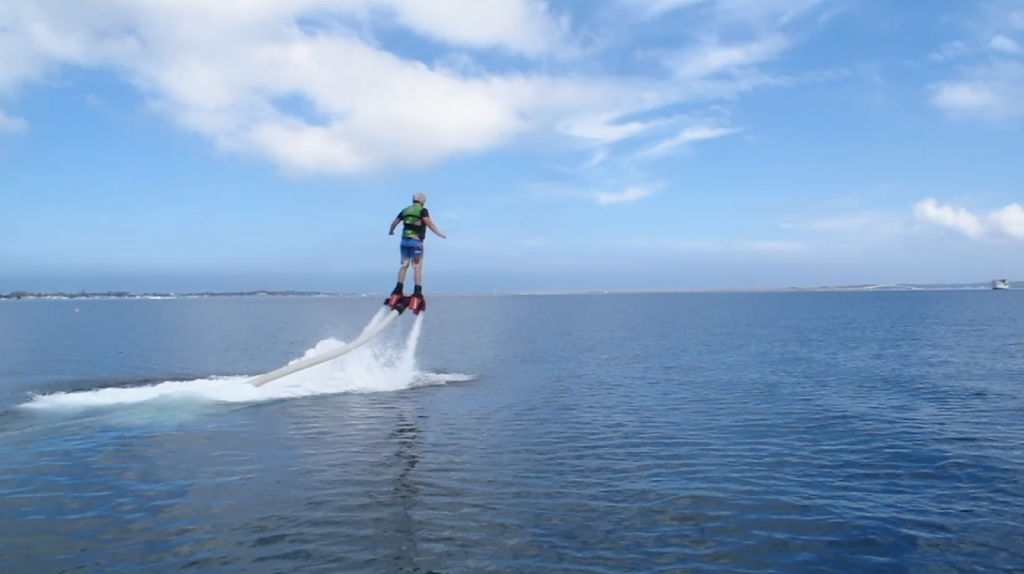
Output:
top-left (1, 292), bottom-right (1023, 573)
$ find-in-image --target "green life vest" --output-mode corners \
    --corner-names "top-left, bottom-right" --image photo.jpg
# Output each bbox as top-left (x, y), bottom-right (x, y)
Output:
top-left (401, 204), bottom-right (425, 239)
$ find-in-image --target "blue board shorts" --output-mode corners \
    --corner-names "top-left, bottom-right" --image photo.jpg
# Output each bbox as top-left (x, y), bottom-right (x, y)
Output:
top-left (400, 237), bottom-right (424, 260)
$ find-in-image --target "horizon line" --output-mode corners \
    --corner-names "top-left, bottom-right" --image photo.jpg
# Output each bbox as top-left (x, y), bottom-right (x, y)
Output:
top-left (1, 282), bottom-right (1013, 299)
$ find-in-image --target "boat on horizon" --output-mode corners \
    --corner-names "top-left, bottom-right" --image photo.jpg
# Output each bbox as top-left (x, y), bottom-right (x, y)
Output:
top-left (993, 279), bottom-right (1010, 290)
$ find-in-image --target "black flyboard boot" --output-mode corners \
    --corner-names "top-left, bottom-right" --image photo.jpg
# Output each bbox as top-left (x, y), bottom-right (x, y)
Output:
top-left (385, 283), bottom-right (406, 311)
top-left (408, 285), bottom-right (426, 315)
top-left (391, 296), bottom-right (409, 314)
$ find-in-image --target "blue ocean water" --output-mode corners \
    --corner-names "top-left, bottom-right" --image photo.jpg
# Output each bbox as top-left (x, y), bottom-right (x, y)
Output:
top-left (1, 291), bottom-right (1023, 573)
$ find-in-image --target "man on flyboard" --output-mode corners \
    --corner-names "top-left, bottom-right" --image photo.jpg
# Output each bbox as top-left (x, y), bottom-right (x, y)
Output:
top-left (387, 193), bottom-right (446, 314)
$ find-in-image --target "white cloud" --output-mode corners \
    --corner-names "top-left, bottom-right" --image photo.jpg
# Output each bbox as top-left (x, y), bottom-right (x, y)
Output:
top-left (583, 148), bottom-right (609, 168)
top-left (0, 0), bottom-right (828, 174)
top-left (990, 203), bottom-right (1024, 238)
top-left (931, 82), bottom-right (999, 110)
top-left (632, 0), bottom-right (831, 94)
top-left (628, 0), bottom-right (703, 17)
top-left (929, 61), bottom-right (1024, 120)
top-left (669, 34), bottom-right (789, 78)
top-left (0, 109), bottom-right (28, 132)
top-left (596, 185), bottom-right (658, 204)
top-left (989, 34), bottom-right (1022, 53)
top-left (558, 114), bottom-right (667, 144)
top-left (632, 1), bottom-right (837, 111)
top-left (380, 0), bottom-right (568, 55)
top-left (0, 0), bottom-right (628, 174)
top-left (915, 198), bottom-right (1024, 240)
top-left (641, 124), bottom-right (740, 156)
top-left (630, 0), bottom-right (827, 25)
top-left (927, 1), bottom-right (1024, 121)
top-left (929, 40), bottom-right (971, 62)
top-left (914, 198), bottom-right (984, 237)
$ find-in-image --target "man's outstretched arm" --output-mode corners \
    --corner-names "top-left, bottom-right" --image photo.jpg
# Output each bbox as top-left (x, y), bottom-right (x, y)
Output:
top-left (389, 218), bottom-right (401, 235)
top-left (423, 216), bottom-right (446, 239)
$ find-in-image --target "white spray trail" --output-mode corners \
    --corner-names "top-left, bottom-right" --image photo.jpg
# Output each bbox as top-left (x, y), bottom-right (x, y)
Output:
top-left (21, 310), bottom-right (473, 411)
top-left (361, 307), bottom-right (389, 335)
top-left (399, 313), bottom-right (425, 374)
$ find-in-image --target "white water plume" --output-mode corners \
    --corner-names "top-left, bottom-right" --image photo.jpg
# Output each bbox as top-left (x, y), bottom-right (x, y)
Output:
top-left (21, 313), bottom-right (473, 411)
top-left (400, 313), bottom-right (425, 374)
top-left (361, 306), bottom-right (390, 334)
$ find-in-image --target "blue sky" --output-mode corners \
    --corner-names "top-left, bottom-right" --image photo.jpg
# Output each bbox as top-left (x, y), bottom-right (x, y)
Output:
top-left (1, 0), bottom-right (1023, 293)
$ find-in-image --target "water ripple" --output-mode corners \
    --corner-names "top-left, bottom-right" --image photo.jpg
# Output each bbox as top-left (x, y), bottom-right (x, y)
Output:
top-left (2, 293), bottom-right (1024, 572)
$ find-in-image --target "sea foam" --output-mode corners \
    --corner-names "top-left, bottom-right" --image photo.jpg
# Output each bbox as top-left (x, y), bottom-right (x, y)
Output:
top-left (21, 314), bottom-right (473, 411)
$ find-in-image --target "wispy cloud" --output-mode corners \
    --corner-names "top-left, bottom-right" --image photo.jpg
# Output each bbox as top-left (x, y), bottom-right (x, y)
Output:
top-left (741, 241), bottom-right (807, 253)
top-left (779, 209), bottom-right (910, 245)
top-left (668, 35), bottom-right (790, 79)
top-left (628, 0), bottom-right (829, 25)
top-left (990, 0), bottom-right (1024, 32)
top-left (583, 148), bottom-right (608, 168)
top-left (914, 198), bottom-right (1024, 239)
top-left (517, 237), bottom-right (549, 246)
top-left (666, 239), bottom-right (808, 253)
top-left (558, 115), bottom-right (668, 144)
top-left (804, 211), bottom-right (907, 235)
top-left (0, 110), bottom-right (27, 133)
top-left (989, 34), bottom-right (1022, 54)
top-left (596, 185), bottom-right (659, 204)
top-left (929, 41), bottom-right (971, 62)
top-left (640, 125), bottom-right (740, 157)
top-left (929, 61), bottom-right (1024, 120)
top-left (807, 212), bottom-right (884, 231)
top-left (928, 1), bottom-right (1024, 120)
top-left (0, 0), bottom-right (837, 175)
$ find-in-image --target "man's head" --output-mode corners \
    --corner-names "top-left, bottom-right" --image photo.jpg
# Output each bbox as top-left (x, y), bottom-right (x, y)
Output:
top-left (412, 193), bottom-right (426, 205)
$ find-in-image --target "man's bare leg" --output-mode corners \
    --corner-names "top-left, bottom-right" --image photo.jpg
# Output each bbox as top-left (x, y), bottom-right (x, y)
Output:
top-left (398, 259), bottom-right (410, 284)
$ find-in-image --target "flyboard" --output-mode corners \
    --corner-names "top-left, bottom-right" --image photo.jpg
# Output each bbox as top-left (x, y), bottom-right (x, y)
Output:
top-left (247, 292), bottom-right (425, 387)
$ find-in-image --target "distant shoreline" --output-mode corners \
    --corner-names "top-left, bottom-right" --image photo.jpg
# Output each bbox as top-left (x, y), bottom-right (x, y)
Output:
top-left (1, 283), bottom-right (1011, 300)
top-left (0, 290), bottom-right (350, 301)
